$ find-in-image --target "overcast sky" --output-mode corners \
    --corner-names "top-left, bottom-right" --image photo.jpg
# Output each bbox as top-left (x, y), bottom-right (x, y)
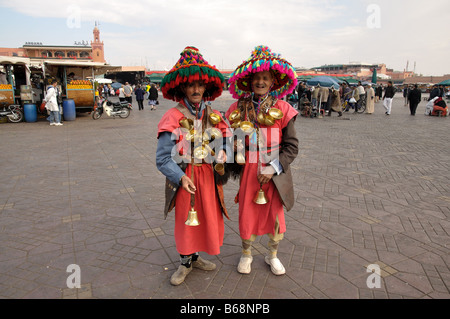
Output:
top-left (1, 0), bottom-right (449, 76)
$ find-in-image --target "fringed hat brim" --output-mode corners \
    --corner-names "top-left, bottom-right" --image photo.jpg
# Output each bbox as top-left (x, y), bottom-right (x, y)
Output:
top-left (161, 65), bottom-right (224, 102)
top-left (228, 46), bottom-right (298, 99)
top-left (161, 46), bottom-right (224, 102)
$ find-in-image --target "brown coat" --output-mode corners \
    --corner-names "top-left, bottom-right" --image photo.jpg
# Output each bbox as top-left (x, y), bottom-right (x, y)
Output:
top-left (329, 89), bottom-right (342, 112)
top-left (271, 117), bottom-right (299, 211)
top-left (228, 98), bottom-right (299, 212)
top-left (318, 87), bottom-right (329, 103)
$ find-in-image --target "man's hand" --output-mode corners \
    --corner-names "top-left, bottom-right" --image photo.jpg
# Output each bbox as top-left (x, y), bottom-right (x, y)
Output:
top-left (181, 175), bottom-right (196, 194)
top-left (216, 149), bottom-right (227, 163)
top-left (257, 165), bottom-right (275, 185)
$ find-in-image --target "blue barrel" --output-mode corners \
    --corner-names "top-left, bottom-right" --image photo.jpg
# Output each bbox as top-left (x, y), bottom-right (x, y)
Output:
top-left (63, 99), bottom-right (76, 121)
top-left (23, 104), bottom-right (37, 122)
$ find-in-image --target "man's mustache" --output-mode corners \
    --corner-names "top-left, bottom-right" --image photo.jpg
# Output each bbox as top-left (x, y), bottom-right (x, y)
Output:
top-left (192, 93), bottom-right (201, 96)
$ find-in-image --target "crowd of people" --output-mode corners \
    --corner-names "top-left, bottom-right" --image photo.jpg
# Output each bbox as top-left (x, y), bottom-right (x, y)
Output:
top-left (97, 82), bottom-right (159, 111)
top-left (293, 81), bottom-right (448, 117)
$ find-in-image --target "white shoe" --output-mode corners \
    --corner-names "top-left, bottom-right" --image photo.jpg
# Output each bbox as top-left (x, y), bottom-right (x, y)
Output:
top-left (265, 256), bottom-right (286, 275)
top-left (237, 255), bottom-right (253, 274)
top-left (50, 123), bottom-right (56, 126)
top-left (55, 123), bottom-right (63, 126)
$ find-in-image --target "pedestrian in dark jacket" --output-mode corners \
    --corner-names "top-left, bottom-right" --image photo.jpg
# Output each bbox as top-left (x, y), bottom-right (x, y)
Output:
top-left (429, 85), bottom-right (440, 101)
top-left (148, 84), bottom-right (159, 110)
top-left (135, 84), bottom-right (145, 110)
top-left (383, 81), bottom-right (396, 115)
top-left (408, 84), bottom-right (421, 116)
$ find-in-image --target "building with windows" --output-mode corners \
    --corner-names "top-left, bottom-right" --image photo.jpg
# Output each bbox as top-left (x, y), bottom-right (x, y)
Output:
top-left (0, 25), bottom-right (105, 63)
top-left (312, 62), bottom-right (388, 78)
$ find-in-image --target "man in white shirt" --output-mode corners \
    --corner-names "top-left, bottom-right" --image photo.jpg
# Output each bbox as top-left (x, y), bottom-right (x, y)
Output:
top-left (44, 80), bottom-right (62, 126)
top-left (356, 81), bottom-right (366, 111)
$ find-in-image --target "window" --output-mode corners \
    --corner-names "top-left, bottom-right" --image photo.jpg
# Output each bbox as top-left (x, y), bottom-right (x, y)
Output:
top-left (67, 51), bottom-right (78, 58)
top-left (80, 51), bottom-right (90, 58)
top-left (55, 51), bottom-right (65, 58)
top-left (41, 51), bottom-right (52, 57)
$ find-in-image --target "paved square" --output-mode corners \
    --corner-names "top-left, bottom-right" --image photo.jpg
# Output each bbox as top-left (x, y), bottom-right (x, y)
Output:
top-left (0, 91), bottom-right (449, 299)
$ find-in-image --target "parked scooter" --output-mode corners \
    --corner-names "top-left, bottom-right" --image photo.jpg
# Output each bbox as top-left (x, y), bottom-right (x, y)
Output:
top-left (0, 103), bottom-right (24, 123)
top-left (92, 98), bottom-right (132, 120)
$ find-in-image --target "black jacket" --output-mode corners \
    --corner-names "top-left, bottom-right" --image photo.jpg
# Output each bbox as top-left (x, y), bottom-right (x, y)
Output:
top-left (408, 88), bottom-right (421, 103)
top-left (429, 88), bottom-right (440, 100)
top-left (384, 86), bottom-right (396, 99)
top-left (148, 87), bottom-right (159, 100)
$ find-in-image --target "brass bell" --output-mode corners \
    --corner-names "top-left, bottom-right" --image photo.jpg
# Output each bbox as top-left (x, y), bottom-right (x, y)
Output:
top-left (253, 184), bottom-right (269, 205)
top-left (185, 207), bottom-right (200, 226)
top-left (179, 118), bottom-right (193, 130)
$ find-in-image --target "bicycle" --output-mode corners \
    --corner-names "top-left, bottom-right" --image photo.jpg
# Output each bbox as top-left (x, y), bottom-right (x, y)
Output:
top-left (341, 93), bottom-right (366, 114)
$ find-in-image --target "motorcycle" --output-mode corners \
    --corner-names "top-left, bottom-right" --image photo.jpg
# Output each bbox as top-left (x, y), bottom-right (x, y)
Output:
top-left (0, 103), bottom-right (24, 123)
top-left (92, 98), bottom-right (132, 120)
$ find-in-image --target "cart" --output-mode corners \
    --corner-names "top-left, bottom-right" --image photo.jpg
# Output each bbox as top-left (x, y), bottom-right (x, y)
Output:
top-left (43, 61), bottom-right (120, 112)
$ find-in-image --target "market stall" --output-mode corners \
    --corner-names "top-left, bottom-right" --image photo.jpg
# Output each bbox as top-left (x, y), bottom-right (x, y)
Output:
top-left (43, 60), bottom-right (120, 112)
top-left (0, 56), bottom-right (33, 106)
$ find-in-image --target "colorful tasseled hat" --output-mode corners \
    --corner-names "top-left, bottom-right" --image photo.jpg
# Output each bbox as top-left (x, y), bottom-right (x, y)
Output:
top-left (161, 46), bottom-right (224, 102)
top-left (228, 45), bottom-right (298, 99)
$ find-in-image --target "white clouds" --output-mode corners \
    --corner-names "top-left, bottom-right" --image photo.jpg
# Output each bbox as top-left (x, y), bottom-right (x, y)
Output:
top-left (1, 0), bottom-right (449, 75)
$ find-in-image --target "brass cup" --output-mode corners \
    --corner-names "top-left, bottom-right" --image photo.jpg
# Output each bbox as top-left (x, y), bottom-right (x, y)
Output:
top-left (209, 127), bottom-right (222, 140)
top-left (229, 109), bottom-right (241, 123)
top-left (264, 114), bottom-right (275, 126)
top-left (231, 120), bottom-right (241, 129)
top-left (268, 108), bottom-right (284, 120)
top-left (193, 146), bottom-right (208, 160)
top-left (257, 112), bottom-right (266, 125)
top-left (209, 113), bottom-right (221, 125)
top-left (240, 121), bottom-right (255, 133)
top-left (214, 163), bottom-right (225, 176)
top-left (203, 127), bottom-right (222, 141)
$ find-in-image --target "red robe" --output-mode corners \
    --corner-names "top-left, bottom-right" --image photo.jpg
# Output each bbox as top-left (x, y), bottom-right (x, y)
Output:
top-left (225, 99), bottom-right (298, 240)
top-left (157, 103), bottom-right (229, 255)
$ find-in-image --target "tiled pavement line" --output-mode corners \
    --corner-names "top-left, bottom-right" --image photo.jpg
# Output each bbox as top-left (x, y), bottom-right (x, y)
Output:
top-left (90, 124), bottom-right (238, 298)
top-left (295, 167), bottom-right (447, 249)
top-left (105, 123), bottom-right (269, 298)
top-left (286, 170), bottom-right (449, 297)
